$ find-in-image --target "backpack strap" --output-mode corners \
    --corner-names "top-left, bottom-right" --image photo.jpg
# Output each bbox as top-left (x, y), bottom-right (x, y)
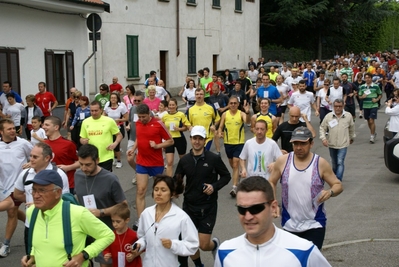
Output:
top-left (62, 201), bottom-right (73, 261)
top-left (22, 168), bottom-right (31, 185)
top-left (27, 207), bottom-right (39, 259)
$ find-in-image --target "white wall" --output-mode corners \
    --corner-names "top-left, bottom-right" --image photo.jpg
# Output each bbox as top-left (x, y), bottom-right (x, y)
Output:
top-left (95, 0), bottom-right (260, 93)
top-left (0, 3), bottom-right (90, 97)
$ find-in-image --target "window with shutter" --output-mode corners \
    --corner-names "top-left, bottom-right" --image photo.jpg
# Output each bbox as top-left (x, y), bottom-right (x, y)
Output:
top-left (0, 49), bottom-right (21, 95)
top-left (188, 37), bottom-right (197, 74)
top-left (126, 35), bottom-right (139, 78)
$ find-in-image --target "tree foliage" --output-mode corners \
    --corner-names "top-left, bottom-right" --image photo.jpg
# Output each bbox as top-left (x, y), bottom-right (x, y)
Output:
top-left (260, 0), bottom-right (399, 58)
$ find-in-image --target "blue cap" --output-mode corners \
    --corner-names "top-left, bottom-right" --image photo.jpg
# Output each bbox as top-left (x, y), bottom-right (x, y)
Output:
top-left (24, 169), bottom-right (63, 188)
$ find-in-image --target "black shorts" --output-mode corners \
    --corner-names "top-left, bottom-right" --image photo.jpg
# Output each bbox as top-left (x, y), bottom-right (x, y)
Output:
top-left (165, 136), bottom-right (187, 155)
top-left (306, 85), bottom-right (314, 94)
top-left (276, 105), bottom-right (287, 117)
top-left (183, 202), bottom-right (217, 234)
top-left (344, 104), bottom-right (356, 118)
top-left (224, 144), bottom-right (244, 159)
top-left (99, 159), bottom-right (113, 172)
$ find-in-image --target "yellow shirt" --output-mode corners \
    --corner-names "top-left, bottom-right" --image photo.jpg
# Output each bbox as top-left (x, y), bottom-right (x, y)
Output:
top-left (223, 111), bottom-right (245, 144)
top-left (80, 116), bottom-right (120, 163)
top-left (255, 112), bottom-right (273, 138)
top-left (162, 111), bottom-right (191, 138)
top-left (187, 103), bottom-right (220, 143)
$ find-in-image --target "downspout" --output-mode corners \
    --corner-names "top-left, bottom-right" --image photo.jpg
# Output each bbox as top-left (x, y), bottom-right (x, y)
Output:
top-left (176, 0), bottom-right (180, 57)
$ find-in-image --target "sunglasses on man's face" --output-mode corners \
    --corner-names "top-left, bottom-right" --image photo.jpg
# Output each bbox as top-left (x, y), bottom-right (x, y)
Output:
top-left (236, 201), bottom-right (273, 215)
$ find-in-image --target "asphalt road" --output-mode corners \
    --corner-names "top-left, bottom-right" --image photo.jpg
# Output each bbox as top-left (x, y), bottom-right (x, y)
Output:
top-left (1, 104), bottom-right (399, 266)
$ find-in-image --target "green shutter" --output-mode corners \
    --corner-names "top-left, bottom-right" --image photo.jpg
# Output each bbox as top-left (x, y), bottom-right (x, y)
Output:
top-left (188, 37), bottom-right (196, 74)
top-left (235, 0), bottom-right (242, 11)
top-left (126, 35), bottom-right (139, 78)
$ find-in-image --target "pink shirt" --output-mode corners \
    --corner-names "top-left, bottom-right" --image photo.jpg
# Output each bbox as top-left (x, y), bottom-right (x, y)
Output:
top-left (143, 97), bottom-right (161, 111)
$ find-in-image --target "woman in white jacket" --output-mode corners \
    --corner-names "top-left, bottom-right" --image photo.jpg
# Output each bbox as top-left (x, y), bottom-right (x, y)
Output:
top-left (134, 175), bottom-right (199, 267)
top-left (385, 89), bottom-right (399, 136)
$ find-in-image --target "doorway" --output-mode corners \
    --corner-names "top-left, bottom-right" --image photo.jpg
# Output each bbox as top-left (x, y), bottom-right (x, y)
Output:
top-left (213, 54), bottom-right (218, 73)
top-left (160, 51), bottom-right (168, 88)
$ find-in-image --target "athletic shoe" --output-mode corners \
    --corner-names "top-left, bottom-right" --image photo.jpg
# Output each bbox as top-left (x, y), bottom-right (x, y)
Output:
top-left (132, 220), bottom-right (139, 231)
top-left (229, 187), bottom-right (237, 198)
top-left (211, 237), bottom-right (220, 259)
top-left (132, 175), bottom-right (137, 185)
top-left (359, 114), bottom-right (363, 119)
top-left (113, 158), bottom-right (117, 166)
top-left (116, 162), bottom-right (122, 168)
top-left (0, 243), bottom-right (10, 257)
top-left (370, 135), bottom-right (375, 144)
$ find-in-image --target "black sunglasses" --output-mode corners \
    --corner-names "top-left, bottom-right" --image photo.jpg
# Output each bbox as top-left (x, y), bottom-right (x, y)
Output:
top-left (236, 201), bottom-right (273, 215)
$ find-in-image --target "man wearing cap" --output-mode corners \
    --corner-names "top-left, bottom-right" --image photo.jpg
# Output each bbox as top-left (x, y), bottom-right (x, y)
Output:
top-left (320, 99), bottom-right (355, 181)
top-left (174, 125), bottom-right (231, 267)
top-left (240, 120), bottom-right (282, 181)
top-left (14, 142), bottom-right (70, 254)
top-left (21, 169), bottom-right (114, 267)
top-left (272, 106), bottom-right (316, 154)
top-left (269, 126), bottom-right (343, 249)
top-left (129, 103), bottom-right (173, 229)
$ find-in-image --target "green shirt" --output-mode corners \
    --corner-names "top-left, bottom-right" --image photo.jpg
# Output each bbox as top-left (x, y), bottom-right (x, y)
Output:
top-left (95, 93), bottom-right (110, 108)
top-left (80, 116), bottom-right (120, 163)
top-left (358, 83), bottom-right (382, 109)
top-left (200, 77), bottom-right (213, 98)
top-left (27, 200), bottom-right (114, 267)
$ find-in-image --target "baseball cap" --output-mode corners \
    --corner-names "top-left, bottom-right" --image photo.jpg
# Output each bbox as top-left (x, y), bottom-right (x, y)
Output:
top-left (290, 126), bottom-right (312, 142)
top-left (24, 169), bottom-right (63, 188)
top-left (191, 125), bottom-right (207, 138)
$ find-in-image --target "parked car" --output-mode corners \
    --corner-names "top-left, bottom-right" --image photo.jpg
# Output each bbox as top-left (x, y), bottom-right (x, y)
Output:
top-left (383, 120), bottom-right (399, 173)
top-left (261, 62), bottom-right (283, 73)
top-left (215, 68), bottom-right (240, 93)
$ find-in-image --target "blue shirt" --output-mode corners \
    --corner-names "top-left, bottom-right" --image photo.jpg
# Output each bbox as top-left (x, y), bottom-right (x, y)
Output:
top-left (256, 85), bottom-right (281, 115)
top-left (302, 70), bottom-right (315, 87)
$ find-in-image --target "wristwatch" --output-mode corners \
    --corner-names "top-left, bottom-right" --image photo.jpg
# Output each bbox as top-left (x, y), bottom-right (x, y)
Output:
top-left (330, 190), bottom-right (334, 197)
top-left (82, 250), bottom-right (90, 261)
top-left (100, 209), bottom-right (105, 217)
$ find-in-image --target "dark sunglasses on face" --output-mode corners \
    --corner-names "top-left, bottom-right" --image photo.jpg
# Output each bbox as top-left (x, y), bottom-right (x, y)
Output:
top-left (236, 201), bottom-right (273, 215)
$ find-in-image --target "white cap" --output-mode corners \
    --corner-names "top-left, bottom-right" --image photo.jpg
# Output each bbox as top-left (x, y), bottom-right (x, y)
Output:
top-left (190, 125), bottom-right (207, 138)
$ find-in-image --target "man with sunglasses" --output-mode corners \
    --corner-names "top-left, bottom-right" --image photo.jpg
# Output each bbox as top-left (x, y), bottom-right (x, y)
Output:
top-left (214, 176), bottom-right (331, 267)
top-left (94, 84), bottom-right (111, 108)
top-left (269, 126), bottom-right (343, 250)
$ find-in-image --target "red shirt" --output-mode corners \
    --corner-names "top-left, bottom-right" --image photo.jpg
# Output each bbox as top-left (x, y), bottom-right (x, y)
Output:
top-left (44, 136), bottom-right (78, 188)
top-left (206, 81), bottom-right (224, 95)
top-left (388, 59), bottom-right (397, 67)
top-left (136, 117), bottom-right (171, 167)
top-left (35, 91), bottom-right (57, 117)
top-left (110, 83), bottom-right (123, 93)
top-left (103, 228), bottom-right (142, 267)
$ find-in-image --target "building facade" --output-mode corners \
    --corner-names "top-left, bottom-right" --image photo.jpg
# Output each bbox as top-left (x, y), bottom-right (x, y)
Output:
top-left (0, 0), bottom-right (109, 104)
top-left (94, 0), bottom-right (260, 95)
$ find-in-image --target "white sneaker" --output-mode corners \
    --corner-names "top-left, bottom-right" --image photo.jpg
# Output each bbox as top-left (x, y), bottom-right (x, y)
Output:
top-left (132, 175), bottom-right (137, 185)
top-left (211, 237), bottom-right (220, 259)
top-left (370, 135), bottom-right (375, 144)
top-left (116, 162), bottom-right (122, 168)
top-left (113, 158), bottom-right (117, 166)
top-left (0, 243), bottom-right (10, 257)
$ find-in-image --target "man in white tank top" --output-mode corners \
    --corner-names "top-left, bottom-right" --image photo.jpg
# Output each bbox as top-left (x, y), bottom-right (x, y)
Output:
top-left (269, 126), bottom-right (343, 249)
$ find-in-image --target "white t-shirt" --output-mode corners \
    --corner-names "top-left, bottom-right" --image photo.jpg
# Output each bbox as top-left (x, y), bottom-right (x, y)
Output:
top-left (281, 69), bottom-right (292, 79)
top-left (247, 70), bottom-right (259, 82)
top-left (4, 102), bottom-right (25, 126)
top-left (288, 91), bottom-right (315, 121)
top-left (14, 163), bottom-right (70, 227)
top-left (284, 76), bottom-right (302, 91)
top-left (0, 137), bottom-right (33, 193)
top-left (239, 138), bottom-right (282, 180)
top-left (103, 102), bottom-right (128, 123)
top-left (30, 128), bottom-right (47, 146)
top-left (155, 86), bottom-right (168, 100)
top-left (276, 83), bottom-right (290, 106)
top-left (328, 86), bottom-right (344, 110)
